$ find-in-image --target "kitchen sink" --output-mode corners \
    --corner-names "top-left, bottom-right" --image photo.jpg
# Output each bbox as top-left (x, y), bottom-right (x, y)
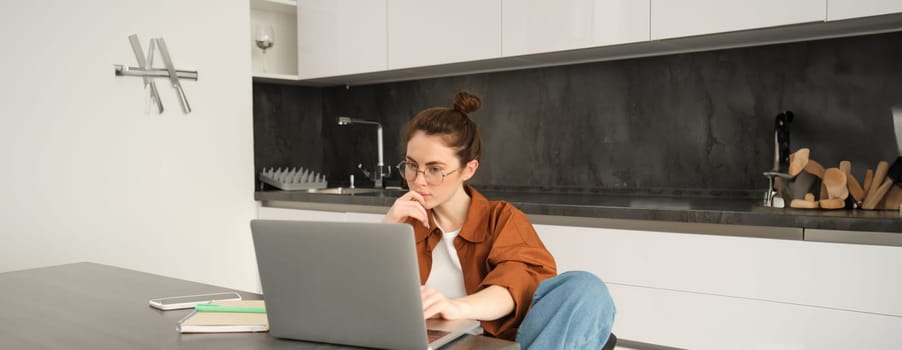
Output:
top-left (306, 187), bottom-right (388, 195)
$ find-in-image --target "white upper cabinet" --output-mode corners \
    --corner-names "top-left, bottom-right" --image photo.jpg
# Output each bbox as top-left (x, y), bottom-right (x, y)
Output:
top-left (502, 0), bottom-right (649, 57)
top-left (650, 0), bottom-right (826, 40)
top-left (828, 0), bottom-right (902, 21)
top-left (296, 0), bottom-right (387, 79)
top-left (387, 0), bottom-right (502, 69)
top-left (279, 0), bottom-right (898, 84)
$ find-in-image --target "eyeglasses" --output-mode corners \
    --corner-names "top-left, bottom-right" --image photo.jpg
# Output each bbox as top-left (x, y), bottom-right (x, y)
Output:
top-left (396, 161), bottom-right (460, 185)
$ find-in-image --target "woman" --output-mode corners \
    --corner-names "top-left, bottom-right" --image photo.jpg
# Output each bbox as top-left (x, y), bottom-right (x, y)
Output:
top-left (382, 91), bottom-right (616, 349)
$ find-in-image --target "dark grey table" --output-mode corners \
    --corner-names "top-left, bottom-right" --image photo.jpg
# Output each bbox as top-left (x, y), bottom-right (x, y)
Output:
top-left (0, 262), bottom-right (518, 350)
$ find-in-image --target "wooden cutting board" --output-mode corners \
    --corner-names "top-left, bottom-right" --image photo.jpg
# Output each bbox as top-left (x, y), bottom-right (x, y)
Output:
top-left (822, 168), bottom-right (849, 200)
top-left (819, 198), bottom-right (845, 209)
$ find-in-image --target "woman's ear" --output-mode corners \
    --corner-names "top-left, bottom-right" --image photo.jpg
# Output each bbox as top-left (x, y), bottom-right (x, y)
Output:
top-left (461, 160), bottom-right (479, 181)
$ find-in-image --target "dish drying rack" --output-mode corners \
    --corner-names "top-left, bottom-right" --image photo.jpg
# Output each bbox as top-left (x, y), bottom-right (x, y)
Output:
top-left (259, 167), bottom-right (327, 191)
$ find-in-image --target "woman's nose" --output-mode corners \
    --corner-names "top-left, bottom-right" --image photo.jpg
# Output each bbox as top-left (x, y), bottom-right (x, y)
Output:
top-left (412, 170), bottom-right (429, 186)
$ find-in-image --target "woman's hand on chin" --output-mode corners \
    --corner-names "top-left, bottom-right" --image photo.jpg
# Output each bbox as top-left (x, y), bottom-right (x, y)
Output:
top-left (382, 191), bottom-right (430, 229)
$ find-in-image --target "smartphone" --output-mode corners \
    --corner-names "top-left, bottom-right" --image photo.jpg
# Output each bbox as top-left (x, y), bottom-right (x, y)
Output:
top-left (149, 292), bottom-right (242, 310)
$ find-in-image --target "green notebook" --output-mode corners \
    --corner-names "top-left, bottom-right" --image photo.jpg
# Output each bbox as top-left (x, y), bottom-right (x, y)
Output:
top-left (177, 300), bottom-right (269, 333)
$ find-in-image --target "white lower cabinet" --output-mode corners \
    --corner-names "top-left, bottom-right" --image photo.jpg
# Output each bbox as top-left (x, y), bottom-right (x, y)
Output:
top-left (253, 205), bottom-right (902, 348)
top-left (343, 212), bottom-right (386, 223)
top-left (534, 223), bottom-right (902, 348)
top-left (256, 206), bottom-right (346, 221)
top-left (256, 206), bottom-right (385, 223)
top-left (609, 283), bottom-right (902, 349)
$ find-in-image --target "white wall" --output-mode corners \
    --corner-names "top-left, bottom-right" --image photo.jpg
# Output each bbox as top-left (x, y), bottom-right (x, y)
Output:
top-left (0, 1), bottom-right (260, 293)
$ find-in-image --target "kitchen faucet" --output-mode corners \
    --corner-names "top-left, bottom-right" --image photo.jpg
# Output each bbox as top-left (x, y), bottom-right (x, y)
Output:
top-left (762, 111), bottom-right (794, 207)
top-left (337, 116), bottom-right (391, 188)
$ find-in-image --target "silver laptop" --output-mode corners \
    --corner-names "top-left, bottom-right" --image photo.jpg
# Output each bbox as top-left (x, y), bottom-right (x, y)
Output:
top-left (251, 219), bottom-right (480, 349)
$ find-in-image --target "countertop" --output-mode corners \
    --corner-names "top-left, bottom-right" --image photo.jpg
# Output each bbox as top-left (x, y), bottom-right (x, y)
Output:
top-left (255, 186), bottom-right (901, 234)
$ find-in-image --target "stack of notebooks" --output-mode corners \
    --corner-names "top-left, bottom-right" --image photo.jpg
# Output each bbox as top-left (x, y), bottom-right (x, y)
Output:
top-left (177, 300), bottom-right (269, 333)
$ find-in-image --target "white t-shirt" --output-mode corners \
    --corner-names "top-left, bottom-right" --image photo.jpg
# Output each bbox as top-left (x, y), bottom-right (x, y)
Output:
top-left (424, 224), bottom-right (467, 299)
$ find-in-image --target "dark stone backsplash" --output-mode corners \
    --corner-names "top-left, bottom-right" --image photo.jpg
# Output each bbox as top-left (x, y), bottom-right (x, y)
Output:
top-left (252, 84), bottom-right (323, 188)
top-left (253, 31), bottom-right (902, 194)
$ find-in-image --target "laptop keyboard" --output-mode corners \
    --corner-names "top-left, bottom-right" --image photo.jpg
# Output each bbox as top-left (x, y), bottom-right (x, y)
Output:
top-left (427, 329), bottom-right (450, 343)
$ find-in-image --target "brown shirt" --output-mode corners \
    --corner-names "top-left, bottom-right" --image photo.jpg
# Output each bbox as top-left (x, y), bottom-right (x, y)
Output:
top-left (406, 185), bottom-right (557, 340)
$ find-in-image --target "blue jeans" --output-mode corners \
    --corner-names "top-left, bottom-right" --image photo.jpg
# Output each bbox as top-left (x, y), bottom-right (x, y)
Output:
top-left (516, 271), bottom-right (616, 350)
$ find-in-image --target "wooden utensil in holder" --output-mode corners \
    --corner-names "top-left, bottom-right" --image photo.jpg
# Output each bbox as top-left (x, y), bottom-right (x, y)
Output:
top-left (788, 148), bottom-right (809, 176)
top-left (861, 161), bottom-right (891, 210)
top-left (881, 185), bottom-right (902, 210)
top-left (863, 168), bottom-right (874, 193)
top-left (803, 159), bottom-right (826, 178)
top-left (838, 160), bottom-right (866, 203)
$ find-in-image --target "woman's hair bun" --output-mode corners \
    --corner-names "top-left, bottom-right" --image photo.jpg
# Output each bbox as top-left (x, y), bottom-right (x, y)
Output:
top-left (452, 91), bottom-right (481, 115)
